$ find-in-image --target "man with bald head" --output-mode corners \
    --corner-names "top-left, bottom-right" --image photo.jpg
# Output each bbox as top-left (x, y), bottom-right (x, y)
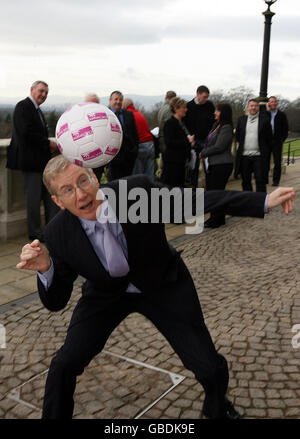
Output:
top-left (85, 93), bottom-right (100, 104)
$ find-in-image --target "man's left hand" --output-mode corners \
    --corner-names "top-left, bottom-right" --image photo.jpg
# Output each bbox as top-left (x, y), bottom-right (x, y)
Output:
top-left (267, 187), bottom-right (296, 214)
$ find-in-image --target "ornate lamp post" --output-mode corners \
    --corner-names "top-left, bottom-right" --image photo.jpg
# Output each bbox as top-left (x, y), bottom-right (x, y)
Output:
top-left (258, 0), bottom-right (277, 105)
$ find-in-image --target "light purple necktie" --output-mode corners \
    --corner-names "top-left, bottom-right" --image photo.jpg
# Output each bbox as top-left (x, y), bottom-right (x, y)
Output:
top-left (100, 222), bottom-right (129, 277)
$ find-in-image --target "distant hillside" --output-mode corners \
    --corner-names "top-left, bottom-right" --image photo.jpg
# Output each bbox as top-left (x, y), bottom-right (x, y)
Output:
top-left (0, 94), bottom-right (194, 111)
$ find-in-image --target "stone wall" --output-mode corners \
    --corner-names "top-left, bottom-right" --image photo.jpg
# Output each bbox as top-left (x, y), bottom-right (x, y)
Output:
top-left (0, 140), bottom-right (27, 240)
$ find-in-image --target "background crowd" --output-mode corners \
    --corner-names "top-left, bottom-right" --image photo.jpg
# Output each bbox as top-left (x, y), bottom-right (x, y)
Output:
top-left (6, 81), bottom-right (289, 240)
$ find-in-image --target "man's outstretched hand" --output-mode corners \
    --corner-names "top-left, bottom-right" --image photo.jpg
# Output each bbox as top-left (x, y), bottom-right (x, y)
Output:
top-left (267, 187), bottom-right (296, 214)
top-left (16, 239), bottom-right (51, 273)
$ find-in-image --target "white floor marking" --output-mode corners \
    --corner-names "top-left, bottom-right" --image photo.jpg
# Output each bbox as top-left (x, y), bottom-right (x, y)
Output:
top-left (7, 351), bottom-right (186, 418)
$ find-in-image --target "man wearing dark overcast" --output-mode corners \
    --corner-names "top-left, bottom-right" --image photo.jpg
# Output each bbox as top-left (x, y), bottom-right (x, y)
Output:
top-left (17, 154), bottom-right (295, 419)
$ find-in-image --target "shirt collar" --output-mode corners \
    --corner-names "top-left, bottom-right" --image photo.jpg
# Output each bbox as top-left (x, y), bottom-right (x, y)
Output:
top-left (109, 107), bottom-right (122, 115)
top-left (78, 189), bottom-right (116, 233)
top-left (29, 95), bottom-right (39, 109)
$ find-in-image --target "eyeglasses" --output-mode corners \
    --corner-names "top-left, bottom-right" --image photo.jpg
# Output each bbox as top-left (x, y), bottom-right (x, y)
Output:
top-left (56, 174), bottom-right (93, 200)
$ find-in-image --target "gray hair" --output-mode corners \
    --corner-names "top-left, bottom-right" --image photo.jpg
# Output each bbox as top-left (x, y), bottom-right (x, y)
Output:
top-left (43, 154), bottom-right (93, 195)
top-left (31, 80), bottom-right (48, 89)
top-left (85, 93), bottom-right (100, 103)
top-left (122, 98), bottom-right (133, 109)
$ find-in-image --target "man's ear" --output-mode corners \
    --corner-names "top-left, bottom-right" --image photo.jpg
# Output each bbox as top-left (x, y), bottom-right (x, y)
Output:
top-left (90, 170), bottom-right (100, 187)
top-left (51, 195), bottom-right (65, 211)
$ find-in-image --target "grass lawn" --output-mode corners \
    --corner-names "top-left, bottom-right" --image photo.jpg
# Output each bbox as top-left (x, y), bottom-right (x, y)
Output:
top-left (283, 139), bottom-right (300, 157)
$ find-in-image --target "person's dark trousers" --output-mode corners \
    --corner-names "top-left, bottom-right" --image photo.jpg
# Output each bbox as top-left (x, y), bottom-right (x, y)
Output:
top-left (190, 141), bottom-right (205, 188)
top-left (108, 163), bottom-right (134, 181)
top-left (41, 260), bottom-right (229, 419)
top-left (93, 166), bottom-right (104, 183)
top-left (240, 156), bottom-right (266, 193)
top-left (161, 162), bottom-right (186, 188)
top-left (205, 163), bottom-right (233, 226)
top-left (266, 140), bottom-right (283, 185)
top-left (23, 171), bottom-right (59, 241)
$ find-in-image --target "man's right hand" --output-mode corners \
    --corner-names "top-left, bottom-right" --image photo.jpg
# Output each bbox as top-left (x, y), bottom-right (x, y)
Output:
top-left (16, 239), bottom-right (50, 273)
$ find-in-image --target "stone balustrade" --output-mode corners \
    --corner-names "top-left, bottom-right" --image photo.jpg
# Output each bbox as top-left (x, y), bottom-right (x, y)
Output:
top-left (0, 139), bottom-right (27, 240)
top-left (0, 138), bottom-right (284, 241)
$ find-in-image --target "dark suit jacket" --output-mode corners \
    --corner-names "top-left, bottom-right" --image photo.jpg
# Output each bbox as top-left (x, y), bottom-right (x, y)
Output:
top-left (109, 109), bottom-right (139, 169)
top-left (268, 109), bottom-right (289, 145)
top-left (6, 97), bottom-right (51, 172)
top-left (163, 116), bottom-right (191, 164)
top-left (184, 99), bottom-right (215, 141)
top-left (234, 113), bottom-right (272, 177)
top-left (37, 175), bottom-right (266, 326)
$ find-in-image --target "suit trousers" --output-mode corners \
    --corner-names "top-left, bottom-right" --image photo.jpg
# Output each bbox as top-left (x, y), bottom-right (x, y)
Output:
top-left (42, 261), bottom-right (229, 419)
top-left (266, 140), bottom-right (283, 185)
top-left (109, 162), bottom-right (135, 181)
top-left (240, 156), bottom-right (266, 193)
top-left (23, 171), bottom-right (59, 240)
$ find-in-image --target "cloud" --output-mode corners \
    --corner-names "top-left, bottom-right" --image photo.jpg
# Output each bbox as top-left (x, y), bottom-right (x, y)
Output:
top-left (1, 0), bottom-right (299, 53)
top-left (165, 16), bottom-right (300, 42)
top-left (0, 0), bottom-right (168, 48)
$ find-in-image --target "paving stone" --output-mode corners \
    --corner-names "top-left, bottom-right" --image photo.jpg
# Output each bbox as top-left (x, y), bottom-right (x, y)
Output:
top-left (164, 406), bottom-right (182, 418)
top-left (267, 409), bottom-right (284, 418)
top-left (249, 388), bottom-right (265, 399)
top-left (247, 408), bottom-right (267, 418)
top-left (1, 193), bottom-right (300, 419)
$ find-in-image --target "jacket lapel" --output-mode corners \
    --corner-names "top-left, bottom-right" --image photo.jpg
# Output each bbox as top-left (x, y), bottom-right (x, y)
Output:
top-left (67, 211), bottom-right (108, 279)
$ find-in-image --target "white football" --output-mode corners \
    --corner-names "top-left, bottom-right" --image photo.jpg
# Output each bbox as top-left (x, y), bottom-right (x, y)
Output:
top-left (55, 103), bottom-right (123, 168)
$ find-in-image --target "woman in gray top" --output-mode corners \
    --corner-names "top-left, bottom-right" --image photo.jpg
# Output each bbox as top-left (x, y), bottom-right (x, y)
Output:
top-left (200, 102), bottom-right (234, 228)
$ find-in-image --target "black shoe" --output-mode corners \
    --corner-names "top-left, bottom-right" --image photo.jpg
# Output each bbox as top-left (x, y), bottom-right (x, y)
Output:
top-left (272, 182), bottom-right (279, 187)
top-left (204, 219), bottom-right (225, 229)
top-left (202, 400), bottom-right (243, 419)
top-left (223, 400), bottom-right (243, 419)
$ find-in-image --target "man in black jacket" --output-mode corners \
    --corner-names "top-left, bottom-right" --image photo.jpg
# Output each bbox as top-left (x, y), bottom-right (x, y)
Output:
top-left (235, 99), bottom-right (272, 192)
top-left (6, 80), bottom-right (58, 241)
top-left (107, 90), bottom-right (139, 180)
top-left (17, 155), bottom-right (295, 419)
top-left (266, 96), bottom-right (289, 186)
top-left (184, 85), bottom-right (215, 188)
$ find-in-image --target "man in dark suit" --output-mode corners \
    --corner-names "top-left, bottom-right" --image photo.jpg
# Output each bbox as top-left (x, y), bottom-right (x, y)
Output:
top-left (17, 155), bottom-right (295, 419)
top-left (107, 90), bottom-right (139, 180)
top-left (6, 80), bottom-right (58, 242)
top-left (184, 85), bottom-right (215, 188)
top-left (235, 98), bottom-right (272, 193)
top-left (266, 96), bottom-right (289, 186)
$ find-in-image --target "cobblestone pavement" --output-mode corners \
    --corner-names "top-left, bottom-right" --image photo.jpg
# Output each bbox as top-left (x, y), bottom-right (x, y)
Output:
top-left (0, 196), bottom-right (300, 419)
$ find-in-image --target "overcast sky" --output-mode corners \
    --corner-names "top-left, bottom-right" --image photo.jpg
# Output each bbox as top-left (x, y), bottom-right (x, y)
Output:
top-left (0, 0), bottom-right (299, 104)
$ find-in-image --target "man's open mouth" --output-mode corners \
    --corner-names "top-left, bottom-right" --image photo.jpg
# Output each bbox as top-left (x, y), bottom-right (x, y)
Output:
top-left (80, 201), bottom-right (93, 210)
